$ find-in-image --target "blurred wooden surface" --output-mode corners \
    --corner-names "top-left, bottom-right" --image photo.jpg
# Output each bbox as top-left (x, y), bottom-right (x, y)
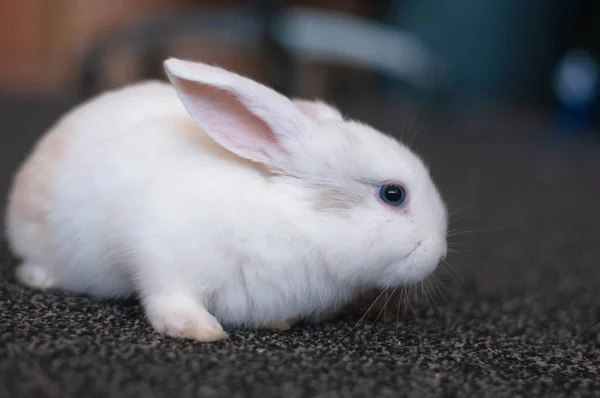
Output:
top-left (0, 0), bottom-right (195, 97)
top-left (0, 0), bottom-right (374, 98)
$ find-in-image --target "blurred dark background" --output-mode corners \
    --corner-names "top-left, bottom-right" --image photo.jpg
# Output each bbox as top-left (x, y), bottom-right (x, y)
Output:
top-left (1, 0), bottom-right (600, 137)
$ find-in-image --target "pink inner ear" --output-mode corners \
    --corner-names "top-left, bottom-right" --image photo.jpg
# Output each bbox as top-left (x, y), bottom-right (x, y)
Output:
top-left (177, 79), bottom-right (280, 163)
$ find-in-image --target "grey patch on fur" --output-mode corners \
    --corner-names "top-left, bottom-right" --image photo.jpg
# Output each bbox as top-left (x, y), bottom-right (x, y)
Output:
top-left (311, 186), bottom-right (367, 212)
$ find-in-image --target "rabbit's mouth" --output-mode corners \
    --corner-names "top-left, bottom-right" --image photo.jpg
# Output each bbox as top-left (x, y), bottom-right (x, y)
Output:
top-left (403, 240), bottom-right (423, 260)
top-left (400, 237), bottom-right (447, 283)
top-left (410, 241), bottom-right (423, 255)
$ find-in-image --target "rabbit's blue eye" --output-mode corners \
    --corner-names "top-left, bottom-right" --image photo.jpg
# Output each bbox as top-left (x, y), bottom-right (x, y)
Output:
top-left (379, 184), bottom-right (406, 207)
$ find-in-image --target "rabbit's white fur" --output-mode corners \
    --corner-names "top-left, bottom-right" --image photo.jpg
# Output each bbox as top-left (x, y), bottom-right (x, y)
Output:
top-left (5, 59), bottom-right (447, 342)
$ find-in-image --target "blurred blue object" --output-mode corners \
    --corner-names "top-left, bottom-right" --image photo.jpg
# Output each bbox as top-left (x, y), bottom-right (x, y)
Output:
top-left (386, 0), bottom-right (577, 103)
top-left (553, 48), bottom-right (599, 133)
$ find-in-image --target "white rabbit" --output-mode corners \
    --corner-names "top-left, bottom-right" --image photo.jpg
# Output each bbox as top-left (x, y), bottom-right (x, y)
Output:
top-left (4, 58), bottom-right (447, 342)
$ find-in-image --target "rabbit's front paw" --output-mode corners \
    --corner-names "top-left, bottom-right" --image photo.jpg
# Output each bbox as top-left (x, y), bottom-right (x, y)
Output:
top-left (144, 293), bottom-right (228, 342)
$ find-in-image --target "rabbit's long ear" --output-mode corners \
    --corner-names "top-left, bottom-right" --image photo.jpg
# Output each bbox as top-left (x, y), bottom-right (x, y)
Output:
top-left (164, 58), bottom-right (312, 168)
top-left (292, 99), bottom-right (343, 121)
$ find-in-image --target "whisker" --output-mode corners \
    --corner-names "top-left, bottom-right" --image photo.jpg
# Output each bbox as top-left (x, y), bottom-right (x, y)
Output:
top-left (401, 283), bottom-right (416, 321)
top-left (424, 278), bottom-right (441, 309)
top-left (446, 227), bottom-right (509, 237)
top-left (383, 288), bottom-right (389, 324)
top-left (430, 272), bottom-right (450, 303)
top-left (407, 113), bottom-right (420, 149)
top-left (447, 218), bottom-right (473, 228)
top-left (422, 281), bottom-right (439, 328)
top-left (399, 107), bottom-right (409, 143)
top-left (402, 283), bottom-right (410, 316)
top-left (371, 286), bottom-right (398, 327)
top-left (443, 258), bottom-right (466, 283)
top-left (337, 288), bottom-right (387, 342)
top-left (447, 249), bottom-right (488, 268)
top-left (438, 260), bottom-right (465, 288)
top-left (408, 283), bottom-right (419, 321)
top-left (406, 96), bottom-right (426, 150)
top-left (410, 124), bottom-right (427, 150)
top-left (395, 285), bottom-right (404, 343)
top-left (414, 282), bottom-right (420, 304)
top-left (447, 247), bottom-right (478, 254)
top-left (447, 206), bottom-right (473, 218)
top-left (447, 216), bottom-right (482, 229)
top-left (412, 122), bottom-right (433, 151)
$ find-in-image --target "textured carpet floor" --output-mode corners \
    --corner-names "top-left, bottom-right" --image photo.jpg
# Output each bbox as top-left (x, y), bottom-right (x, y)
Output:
top-left (0, 98), bottom-right (599, 397)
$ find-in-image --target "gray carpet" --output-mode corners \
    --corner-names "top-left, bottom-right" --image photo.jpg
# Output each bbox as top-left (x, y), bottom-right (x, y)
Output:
top-left (0, 98), bottom-right (599, 397)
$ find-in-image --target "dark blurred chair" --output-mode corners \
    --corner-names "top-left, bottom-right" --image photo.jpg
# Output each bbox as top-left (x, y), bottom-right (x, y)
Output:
top-left (78, 0), bottom-right (446, 100)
